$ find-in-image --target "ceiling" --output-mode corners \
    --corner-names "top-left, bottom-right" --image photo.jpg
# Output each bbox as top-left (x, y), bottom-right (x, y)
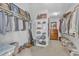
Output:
top-left (15, 3), bottom-right (76, 20)
top-left (28, 3), bottom-right (76, 17)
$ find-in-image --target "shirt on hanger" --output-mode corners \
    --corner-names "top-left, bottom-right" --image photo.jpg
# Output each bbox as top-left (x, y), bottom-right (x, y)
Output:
top-left (0, 11), bottom-right (7, 35)
top-left (18, 19), bottom-right (23, 31)
top-left (65, 14), bottom-right (71, 34)
top-left (0, 11), bottom-right (3, 34)
top-left (61, 18), bottom-right (66, 34)
top-left (6, 15), bottom-right (12, 32)
top-left (11, 16), bottom-right (15, 31)
top-left (14, 17), bottom-right (19, 31)
top-left (75, 9), bottom-right (79, 37)
top-left (22, 20), bottom-right (26, 31)
top-left (69, 11), bottom-right (76, 35)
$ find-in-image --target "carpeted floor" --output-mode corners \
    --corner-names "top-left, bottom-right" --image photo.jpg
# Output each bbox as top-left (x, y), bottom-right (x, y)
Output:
top-left (16, 40), bottom-right (69, 56)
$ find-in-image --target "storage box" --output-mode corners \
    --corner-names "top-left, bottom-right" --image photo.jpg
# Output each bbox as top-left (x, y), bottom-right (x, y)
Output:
top-left (0, 3), bottom-right (10, 11)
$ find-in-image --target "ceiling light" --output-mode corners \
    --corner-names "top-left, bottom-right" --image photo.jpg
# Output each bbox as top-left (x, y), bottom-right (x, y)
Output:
top-left (51, 12), bottom-right (60, 16)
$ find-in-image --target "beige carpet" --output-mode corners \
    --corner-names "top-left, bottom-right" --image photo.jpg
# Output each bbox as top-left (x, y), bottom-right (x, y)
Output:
top-left (16, 40), bottom-right (69, 56)
top-left (31, 40), bottom-right (69, 56)
top-left (16, 48), bottom-right (32, 56)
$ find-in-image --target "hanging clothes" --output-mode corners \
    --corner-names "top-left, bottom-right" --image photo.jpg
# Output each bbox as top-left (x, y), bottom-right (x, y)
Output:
top-left (65, 13), bottom-right (71, 34)
top-left (18, 19), bottom-right (23, 31)
top-left (75, 9), bottom-right (79, 37)
top-left (61, 18), bottom-right (66, 34)
top-left (6, 15), bottom-right (12, 32)
top-left (0, 11), bottom-right (7, 35)
top-left (57, 19), bottom-right (61, 37)
top-left (59, 19), bottom-right (63, 33)
top-left (11, 16), bottom-right (15, 31)
top-left (22, 20), bottom-right (26, 31)
top-left (10, 3), bottom-right (20, 15)
top-left (69, 12), bottom-right (76, 35)
top-left (14, 17), bottom-right (19, 31)
top-left (67, 14), bottom-right (72, 34)
top-left (2, 12), bottom-right (7, 35)
top-left (63, 18), bottom-right (68, 34)
top-left (0, 11), bottom-right (3, 34)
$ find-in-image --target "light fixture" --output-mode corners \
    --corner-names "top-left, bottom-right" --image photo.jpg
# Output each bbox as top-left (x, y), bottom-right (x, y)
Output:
top-left (49, 12), bottom-right (60, 18)
top-left (51, 12), bottom-right (60, 16)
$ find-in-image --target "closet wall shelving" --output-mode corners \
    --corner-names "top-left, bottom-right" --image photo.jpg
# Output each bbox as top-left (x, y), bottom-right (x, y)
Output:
top-left (0, 3), bottom-right (13, 16)
top-left (9, 3), bottom-right (30, 21)
top-left (0, 3), bottom-right (31, 48)
top-left (0, 3), bottom-right (31, 24)
top-left (0, 3), bottom-right (30, 33)
top-left (60, 4), bottom-right (79, 56)
top-left (0, 3), bottom-right (31, 56)
top-left (34, 11), bottom-right (49, 47)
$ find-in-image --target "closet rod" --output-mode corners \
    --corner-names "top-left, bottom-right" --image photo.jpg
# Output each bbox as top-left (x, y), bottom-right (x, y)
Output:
top-left (64, 4), bottom-right (79, 16)
top-left (0, 7), bottom-right (27, 21)
top-left (12, 13), bottom-right (27, 21)
top-left (0, 7), bottom-right (28, 21)
top-left (0, 3), bottom-right (30, 22)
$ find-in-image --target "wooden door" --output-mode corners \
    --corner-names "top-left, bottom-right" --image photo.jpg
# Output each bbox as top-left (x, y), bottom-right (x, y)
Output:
top-left (50, 22), bottom-right (58, 40)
